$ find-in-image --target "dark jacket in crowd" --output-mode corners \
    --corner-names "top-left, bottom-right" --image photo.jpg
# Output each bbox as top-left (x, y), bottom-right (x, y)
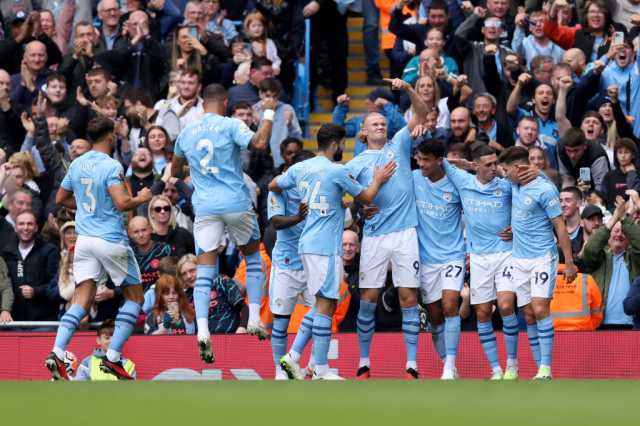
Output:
top-left (33, 116), bottom-right (68, 217)
top-left (557, 141), bottom-right (611, 191)
top-left (152, 226), bottom-right (194, 258)
top-left (623, 277), bottom-right (640, 330)
top-left (0, 33), bottom-right (62, 75)
top-left (0, 101), bottom-right (25, 156)
top-left (1, 236), bottom-right (60, 321)
top-left (96, 37), bottom-right (170, 101)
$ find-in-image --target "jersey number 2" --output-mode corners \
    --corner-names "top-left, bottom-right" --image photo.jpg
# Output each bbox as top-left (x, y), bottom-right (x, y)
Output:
top-left (80, 178), bottom-right (96, 213)
top-left (197, 139), bottom-right (220, 175)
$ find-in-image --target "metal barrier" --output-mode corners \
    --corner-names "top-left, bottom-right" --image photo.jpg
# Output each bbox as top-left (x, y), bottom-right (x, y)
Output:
top-left (0, 321), bottom-right (101, 329)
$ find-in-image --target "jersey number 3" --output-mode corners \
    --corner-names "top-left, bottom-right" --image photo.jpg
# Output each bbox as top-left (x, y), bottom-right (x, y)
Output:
top-left (80, 178), bottom-right (96, 213)
top-left (197, 139), bottom-right (220, 175)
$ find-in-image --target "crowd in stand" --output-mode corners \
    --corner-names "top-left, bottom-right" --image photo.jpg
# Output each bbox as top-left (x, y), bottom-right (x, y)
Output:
top-left (0, 0), bottom-right (640, 337)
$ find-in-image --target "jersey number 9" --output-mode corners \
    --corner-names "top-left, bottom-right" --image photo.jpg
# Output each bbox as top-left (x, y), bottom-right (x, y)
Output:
top-left (197, 139), bottom-right (220, 175)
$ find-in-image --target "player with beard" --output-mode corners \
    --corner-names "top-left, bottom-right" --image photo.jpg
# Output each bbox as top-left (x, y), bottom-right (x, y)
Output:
top-left (171, 84), bottom-right (273, 363)
top-left (345, 78), bottom-right (428, 379)
top-left (272, 124), bottom-right (396, 380)
top-left (46, 117), bottom-right (152, 380)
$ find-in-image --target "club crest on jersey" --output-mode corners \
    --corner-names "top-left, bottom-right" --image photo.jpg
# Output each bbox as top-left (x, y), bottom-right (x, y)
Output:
top-left (524, 196), bottom-right (533, 205)
top-left (385, 150), bottom-right (395, 160)
top-left (443, 192), bottom-right (452, 202)
top-left (494, 189), bottom-right (502, 197)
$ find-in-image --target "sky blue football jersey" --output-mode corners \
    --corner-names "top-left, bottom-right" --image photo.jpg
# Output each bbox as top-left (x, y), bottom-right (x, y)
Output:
top-left (345, 126), bottom-right (417, 237)
top-left (267, 189), bottom-right (304, 270)
top-left (443, 160), bottom-right (512, 255)
top-left (511, 176), bottom-right (562, 259)
top-left (413, 170), bottom-right (465, 265)
top-left (277, 156), bottom-right (363, 256)
top-left (174, 113), bottom-right (254, 217)
top-left (61, 150), bottom-right (127, 243)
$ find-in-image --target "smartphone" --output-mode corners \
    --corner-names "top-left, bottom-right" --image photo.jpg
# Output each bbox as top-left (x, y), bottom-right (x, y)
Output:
top-left (189, 27), bottom-right (199, 40)
top-left (579, 167), bottom-right (591, 183)
top-left (613, 31), bottom-right (625, 45)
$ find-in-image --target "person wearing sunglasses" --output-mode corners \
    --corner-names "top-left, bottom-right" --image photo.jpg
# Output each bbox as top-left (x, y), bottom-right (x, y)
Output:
top-left (148, 194), bottom-right (194, 258)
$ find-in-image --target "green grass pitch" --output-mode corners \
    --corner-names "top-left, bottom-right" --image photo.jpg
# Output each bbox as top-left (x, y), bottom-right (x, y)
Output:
top-left (3, 380), bottom-right (639, 426)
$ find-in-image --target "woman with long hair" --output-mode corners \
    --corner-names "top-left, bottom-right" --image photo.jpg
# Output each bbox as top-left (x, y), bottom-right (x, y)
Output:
top-left (545, 0), bottom-right (627, 62)
top-left (528, 146), bottom-right (561, 189)
top-left (169, 25), bottom-right (228, 86)
top-left (144, 126), bottom-right (172, 174)
top-left (601, 138), bottom-right (639, 211)
top-left (57, 221), bottom-right (77, 311)
top-left (148, 195), bottom-right (195, 258)
top-left (145, 274), bottom-right (196, 335)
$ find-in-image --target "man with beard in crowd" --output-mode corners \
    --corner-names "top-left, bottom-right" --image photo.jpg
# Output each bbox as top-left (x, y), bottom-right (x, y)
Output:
top-left (127, 147), bottom-right (156, 217)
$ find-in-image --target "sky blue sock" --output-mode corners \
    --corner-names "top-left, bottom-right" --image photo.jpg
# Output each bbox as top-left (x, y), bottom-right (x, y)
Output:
top-left (194, 265), bottom-right (216, 321)
top-left (431, 323), bottom-right (446, 359)
top-left (502, 313), bottom-right (519, 362)
top-left (271, 316), bottom-right (290, 366)
top-left (109, 300), bottom-right (140, 356)
top-left (478, 321), bottom-right (500, 369)
top-left (537, 316), bottom-right (554, 368)
top-left (444, 315), bottom-right (461, 357)
top-left (527, 323), bottom-right (541, 368)
top-left (401, 306), bottom-right (419, 364)
top-left (312, 313), bottom-right (332, 367)
top-left (357, 300), bottom-right (376, 360)
top-left (53, 304), bottom-right (86, 354)
top-left (245, 252), bottom-right (263, 305)
top-left (291, 308), bottom-right (315, 356)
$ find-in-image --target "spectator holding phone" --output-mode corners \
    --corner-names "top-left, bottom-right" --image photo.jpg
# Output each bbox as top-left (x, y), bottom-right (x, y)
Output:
top-left (145, 274), bottom-right (196, 335)
top-left (556, 128), bottom-right (611, 190)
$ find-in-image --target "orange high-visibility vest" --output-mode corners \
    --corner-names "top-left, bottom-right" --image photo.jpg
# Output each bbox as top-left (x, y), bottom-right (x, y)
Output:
top-left (551, 272), bottom-right (604, 331)
top-left (375, 0), bottom-right (417, 50)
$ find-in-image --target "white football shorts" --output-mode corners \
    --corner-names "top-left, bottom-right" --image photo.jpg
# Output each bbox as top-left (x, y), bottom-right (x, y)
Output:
top-left (358, 228), bottom-right (420, 289)
top-left (511, 252), bottom-right (558, 307)
top-left (269, 266), bottom-right (314, 315)
top-left (419, 260), bottom-right (465, 304)
top-left (74, 235), bottom-right (141, 287)
top-left (469, 251), bottom-right (516, 305)
top-left (194, 210), bottom-right (260, 255)
top-left (301, 254), bottom-right (343, 300)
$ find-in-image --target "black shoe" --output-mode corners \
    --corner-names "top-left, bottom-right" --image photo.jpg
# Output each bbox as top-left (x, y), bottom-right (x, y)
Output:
top-left (356, 365), bottom-right (371, 380)
top-left (405, 368), bottom-right (419, 379)
top-left (45, 352), bottom-right (69, 381)
top-left (100, 357), bottom-right (135, 380)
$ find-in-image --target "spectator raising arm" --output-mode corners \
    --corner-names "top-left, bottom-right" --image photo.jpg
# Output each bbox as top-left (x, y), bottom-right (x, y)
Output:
top-left (555, 75), bottom-right (574, 137)
top-left (507, 73), bottom-right (531, 116)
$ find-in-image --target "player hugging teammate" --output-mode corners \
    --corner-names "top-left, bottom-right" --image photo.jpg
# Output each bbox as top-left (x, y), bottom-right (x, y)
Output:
top-left (47, 82), bottom-right (573, 381)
